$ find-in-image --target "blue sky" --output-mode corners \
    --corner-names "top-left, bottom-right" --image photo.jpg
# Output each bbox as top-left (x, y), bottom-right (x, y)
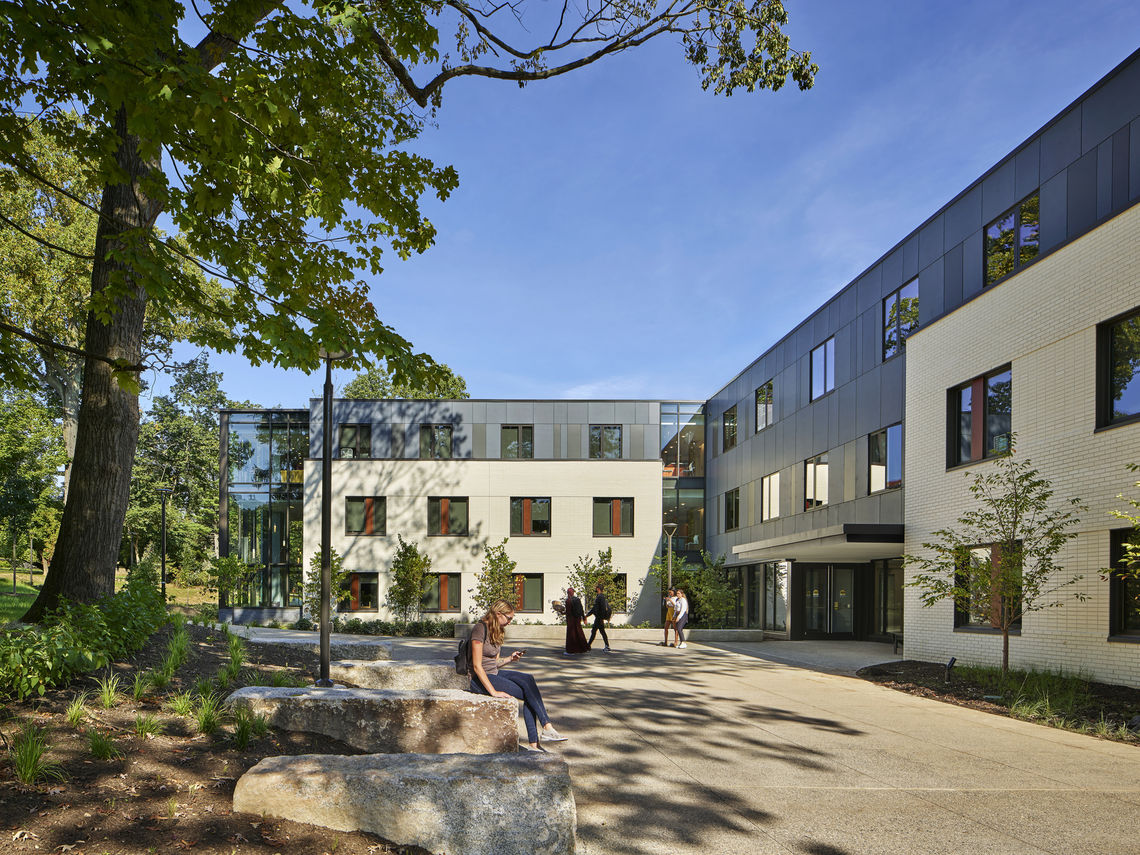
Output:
top-left (160, 0), bottom-right (1140, 408)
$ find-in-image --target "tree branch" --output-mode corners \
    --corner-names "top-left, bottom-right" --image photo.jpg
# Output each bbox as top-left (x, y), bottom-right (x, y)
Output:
top-left (0, 318), bottom-right (144, 373)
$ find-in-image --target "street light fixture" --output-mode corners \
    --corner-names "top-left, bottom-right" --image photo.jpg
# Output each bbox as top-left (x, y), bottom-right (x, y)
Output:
top-left (663, 522), bottom-right (678, 591)
top-left (316, 348), bottom-right (348, 687)
top-left (157, 486), bottom-right (173, 603)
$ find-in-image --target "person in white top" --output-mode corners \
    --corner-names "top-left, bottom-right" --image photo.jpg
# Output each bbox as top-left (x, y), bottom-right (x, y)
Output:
top-left (673, 589), bottom-right (690, 649)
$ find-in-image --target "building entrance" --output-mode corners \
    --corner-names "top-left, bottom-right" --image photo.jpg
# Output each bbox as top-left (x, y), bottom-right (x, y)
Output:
top-left (801, 565), bottom-right (857, 638)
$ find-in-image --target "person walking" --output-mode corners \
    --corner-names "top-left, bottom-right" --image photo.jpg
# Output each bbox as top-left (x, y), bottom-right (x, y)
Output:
top-left (466, 599), bottom-right (567, 749)
top-left (563, 587), bottom-right (589, 655)
top-left (585, 583), bottom-right (612, 651)
top-left (674, 588), bottom-right (690, 649)
top-left (661, 588), bottom-right (676, 646)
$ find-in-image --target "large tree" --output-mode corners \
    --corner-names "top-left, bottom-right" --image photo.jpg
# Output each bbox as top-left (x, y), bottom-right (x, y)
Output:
top-left (2, 1), bottom-right (815, 622)
top-left (343, 361), bottom-right (469, 399)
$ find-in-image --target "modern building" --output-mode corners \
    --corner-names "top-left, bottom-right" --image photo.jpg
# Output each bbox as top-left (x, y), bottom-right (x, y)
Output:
top-left (219, 49), bottom-right (1140, 683)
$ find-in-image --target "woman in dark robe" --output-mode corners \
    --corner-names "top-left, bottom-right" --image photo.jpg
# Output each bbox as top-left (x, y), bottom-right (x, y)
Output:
top-left (563, 587), bottom-right (589, 655)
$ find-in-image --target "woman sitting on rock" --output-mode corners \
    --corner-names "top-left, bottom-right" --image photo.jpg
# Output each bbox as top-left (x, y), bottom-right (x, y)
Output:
top-left (468, 599), bottom-right (568, 750)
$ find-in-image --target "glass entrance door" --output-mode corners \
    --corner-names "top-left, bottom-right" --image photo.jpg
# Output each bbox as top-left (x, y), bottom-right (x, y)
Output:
top-left (801, 565), bottom-right (857, 638)
top-left (831, 567), bottom-right (855, 635)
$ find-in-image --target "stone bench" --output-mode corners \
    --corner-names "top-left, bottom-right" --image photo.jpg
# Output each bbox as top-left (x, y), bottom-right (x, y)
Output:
top-left (225, 686), bottom-right (518, 754)
top-left (329, 658), bottom-right (467, 691)
top-left (233, 752), bottom-right (575, 855)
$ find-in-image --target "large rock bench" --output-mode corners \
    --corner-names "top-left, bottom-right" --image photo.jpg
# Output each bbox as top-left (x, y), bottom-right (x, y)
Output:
top-left (225, 686), bottom-right (518, 753)
top-left (233, 751), bottom-right (576, 855)
top-left (238, 633), bottom-right (393, 661)
top-left (329, 658), bottom-right (467, 690)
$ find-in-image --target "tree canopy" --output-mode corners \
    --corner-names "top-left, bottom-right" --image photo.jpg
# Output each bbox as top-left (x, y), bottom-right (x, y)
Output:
top-left (1, 0), bottom-right (814, 619)
top-left (343, 361), bottom-right (469, 399)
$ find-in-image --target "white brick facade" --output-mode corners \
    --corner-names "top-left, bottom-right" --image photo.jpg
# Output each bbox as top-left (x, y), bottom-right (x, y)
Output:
top-left (904, 204), bottom-right (1140, 685)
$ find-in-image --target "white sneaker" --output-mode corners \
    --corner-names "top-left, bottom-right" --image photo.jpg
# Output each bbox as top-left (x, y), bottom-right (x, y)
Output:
top-left (541, 727), bottom-right (568, 743)
top-left (678, 642), bottom-right (687, 649)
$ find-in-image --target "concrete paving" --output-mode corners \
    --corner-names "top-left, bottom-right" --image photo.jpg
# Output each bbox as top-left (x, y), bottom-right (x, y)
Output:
top-left (236, 628), bottom-right (1140, 854)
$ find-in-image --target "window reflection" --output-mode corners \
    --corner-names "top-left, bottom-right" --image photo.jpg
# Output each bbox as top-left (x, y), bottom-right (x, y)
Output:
top-left (660, 403), bottom-right (704, 477)
top-left (662, 487), bottom-right (704, 552)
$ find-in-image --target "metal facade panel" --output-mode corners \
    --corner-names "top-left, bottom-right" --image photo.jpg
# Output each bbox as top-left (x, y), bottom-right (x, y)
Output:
top-left (1040, 171), bottom-right (1068, 253)
top-left (1081, 57), bottom-right (1140, 154)
top-left (505, 402), bottom-right (533, 424)
top-left (588, 401), bottom-right (617, 423)
top-left (614, 402), bottom-right (636, 424)
top-left (566, 423), bottom-right (582, 459)
top-left (1112, 126), bottom-right (1131, 211)
top-left (881, 247), bottom-right (904, 293)
top-left (533, 401), bottom-right (555, 424)
top-left (918, 215), bottom-right (944, 276)
top-left (856, 267), bottom-right (882, 313)
top-left (901, 235), bottom-right (919, 282)
top-left (981, 162), bottom-right (1015, 226)
top-left (1041, 108), bottom-right (1082, 180)
top-left (962, 231), bottom-right (983, 300)
top-left (1132, 117), bottom-right (1140, 200)
top-left (919, 257), bottom-right (945, 326)
top-left (1067, 149), bottom-right (1099, 237)
top-left (471, 422), bottom-right (485, 459)
top-left (941, 244), bottom-right (963, 316)
top-left (486, 423), bottom-right (501, 458)
top-left (1098, 138), bottom-right (1114, 220)
top-left (1015, 141), bottom-right (1041, 199)
top-left (485, 401), bottom-right (506, 423)
top-left (631, 424), bottom-right (644, 460)
top-left (535, 424), bottom-right (555, 459)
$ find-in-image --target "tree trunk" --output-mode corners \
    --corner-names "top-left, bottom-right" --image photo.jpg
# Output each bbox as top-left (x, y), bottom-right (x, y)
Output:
top-left (1001, 629), bottom-right (1010, 674)
top-left (22, 112), bottom-right (159, 623)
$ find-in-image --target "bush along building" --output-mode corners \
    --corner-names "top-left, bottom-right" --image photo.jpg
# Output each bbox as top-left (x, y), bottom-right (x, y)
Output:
top-left (219, 48), bottom-right (1140, 685)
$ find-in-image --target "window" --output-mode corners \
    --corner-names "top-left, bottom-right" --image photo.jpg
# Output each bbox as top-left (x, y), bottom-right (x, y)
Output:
top-left (761, 473), bottom-right (780, 521)
top-left (811, 338), bottom-right (835, 400)
top-left (755, 381), bottom-right (774, 431)
top-left (1097, 307), bottom-right (1140, 428)
top-left (510, 497), bottom-right (551, 536)
top-left (501, 425), bottom-right (534, 459)
top-left (340, 572), bottom-right (379, 611)
top-left (949, 367), bottom-right (1011, 466)
top-left (954, 544), bottom-right (1022, 630)
top-left (428, 497), bottom-right (468, 536)
top-left (345, 497), bottom-right (386, 535)
top-left (805, 453), bottom-right (829, 510)
top-left (869, 424), bottom-right (902, 492)
top-left (420, 424), bottom-right (453, 459)
top-left (1110, 529), bottom-right (1140, 636)
top-left (512, 573), bottom-right (544, 613)
top-left (589, 425), bottom-right (622, 459)
top-left (593, 498), bottom-right (633, 536)
top-left (985, 192), bottom-right (1039, 286)
top-left (660, 403), bottom-right (705, 477)
top-left (338, 424), bottom-right (371, 459)
top-left (722, 406), bottom-right (737, 451)
top-left (724, 488), bottom-right (740, 531)
top-left (422, 573), bottom-right (461, 612)
top-left (883, 279), bottom-right (919, 359)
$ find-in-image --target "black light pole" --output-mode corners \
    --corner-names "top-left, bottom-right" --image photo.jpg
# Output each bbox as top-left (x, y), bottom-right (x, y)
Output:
top-left (316, 349), bottom-right (346, 687)
top-left (157, 486), bottom-right (173, 602)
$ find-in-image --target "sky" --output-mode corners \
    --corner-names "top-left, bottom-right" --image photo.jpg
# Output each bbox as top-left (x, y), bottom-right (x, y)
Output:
top-left (157, 0), bottom-right (1140, 409)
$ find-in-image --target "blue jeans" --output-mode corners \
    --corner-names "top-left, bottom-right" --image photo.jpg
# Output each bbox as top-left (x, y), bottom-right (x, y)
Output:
top-left (470, 669), bottom-right (550, 744)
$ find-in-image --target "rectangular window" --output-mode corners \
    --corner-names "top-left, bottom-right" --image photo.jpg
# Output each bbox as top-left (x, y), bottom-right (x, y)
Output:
top-left (724, 487), bottom-right (740, 531)
top-left (883, 279), bottom-right (919, 360)
top-left (954, 544), bottom-right (1022, 629)
top-left (345, 496), bottom-right (386, 535)
top-left (422, 573), bottom-right (461, 612)
top-left (755, 381), bottom-right (774, 431)
top-left (592, 498), bottom-right (633, 536)
top-left (868, 424), bottom-right (903, 492)
top-left (985, 192), bottom-right (1040, 286)
top-left (341, 572), bottom-right (379, 612)
top-left (589, 425), bottom-right (622, 459)
top-left (949, 367), bottom-right (1011, 466)
top-left (419, 424), bottom-right (453, 459)
top-left (1097, 307), bottom-right (1140, 428)
top-left (510, 497), bottom-right (551, 536)
top-left (501, 425), bottom-right (534, 459)
top-left (512, 573), bottom-right (544, 613)
top-left (805, 453), bottom-right (829, 510)
top-left (428, 497), bottom-right (469, 536)
top-left (338, 424), bottom-right (371, 459)
top-left (761, 473), bottom-right (780, 521)
top-left (723, 406), bottom-right (737, 451)
top-left (1110, 528), bottom-right (1140, 636)
top-left (811, 338), bottom-right (836, 400)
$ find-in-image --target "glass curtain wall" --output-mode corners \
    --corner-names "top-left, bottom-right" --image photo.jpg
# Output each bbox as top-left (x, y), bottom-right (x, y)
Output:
top-left (661, 403), bottom-right (706, 563)
top-left (223, 411), bottom-right (309, 608)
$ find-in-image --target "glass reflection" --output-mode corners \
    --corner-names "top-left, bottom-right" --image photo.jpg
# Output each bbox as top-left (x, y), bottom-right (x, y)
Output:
top-left (1110, 313), bottom-right (1140, 421)
top-left (229, 421), bottom-right (271, 484)
top-left (663, 487), bottom-right (704, 552)
top-left (660, 403), bottom-right (704, 477)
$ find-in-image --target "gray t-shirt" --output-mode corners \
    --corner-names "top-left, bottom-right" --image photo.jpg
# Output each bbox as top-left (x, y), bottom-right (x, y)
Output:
top-left (469, 621), bottom-right (501, 676)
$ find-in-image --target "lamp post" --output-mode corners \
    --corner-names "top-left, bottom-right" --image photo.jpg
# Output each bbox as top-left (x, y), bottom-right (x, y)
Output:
top-left (663, 522), bottom-right (678, 591)
top-left (157, 486), bottom-right (173, 603)
top-left (316, 348), bottom-right (347, 687)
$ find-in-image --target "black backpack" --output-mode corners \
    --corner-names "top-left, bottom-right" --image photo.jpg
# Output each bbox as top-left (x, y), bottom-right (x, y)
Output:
top-left (599, 594), bottom-right (612, 621)
top-left (454, 637), bottom-right (471, 675)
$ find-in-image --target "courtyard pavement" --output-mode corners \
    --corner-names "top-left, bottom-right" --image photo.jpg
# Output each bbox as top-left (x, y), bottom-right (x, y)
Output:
top-left (247, 629), bottom-right (1140, 855)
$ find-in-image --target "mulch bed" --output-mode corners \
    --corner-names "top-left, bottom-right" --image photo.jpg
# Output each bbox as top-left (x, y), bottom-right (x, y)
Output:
top-left (857, 659), bottom-right (1140, 738)
top-left (0, 623), bottom-right (433, 855)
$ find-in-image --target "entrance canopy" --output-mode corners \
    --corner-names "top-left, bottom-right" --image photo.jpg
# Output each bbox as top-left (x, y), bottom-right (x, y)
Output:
top-left (731, 523), bottom-right (903, 564)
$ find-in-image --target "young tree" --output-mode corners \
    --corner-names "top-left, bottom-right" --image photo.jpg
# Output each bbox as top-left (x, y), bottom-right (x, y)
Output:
top-left (385, 535), bottom-right (432, 626)
top-left (470, 538), bottom-right (518, 615)
top-left (1105, 463), bottom-right (1140, 581)
top-left (343, 362), bottom-right (469, 399)
top-left (906, 450), bottom-right (1085, 673)
top-left (566, 547), bottom-right (627, 616)
top-left (646, 550), bottom-right (736, 627)
top-left (3, 1), bottom-right (815, 622)
top-left (303, 548), bottom-right (351, 621)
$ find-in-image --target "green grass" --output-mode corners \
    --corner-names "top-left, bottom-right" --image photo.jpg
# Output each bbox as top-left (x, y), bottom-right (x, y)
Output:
top-left (87, 729), bottom-right (123, 761)
top-left (134, 712), bottom-right (165, 738)
top-left (66, 691), bottom-right (90, 728)
top-left (9, 721), bottom-right (66, 786)
top-left (956, 664), bottom-right (1091, 718)
top-left (195, 693), bottom-right (225, 735)
top-left (95, 672), bottom-right (121, 709)
top-left (0, 579), bottom-right (39, 624)
top-left (166, 691), bottom-right (196, 717)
